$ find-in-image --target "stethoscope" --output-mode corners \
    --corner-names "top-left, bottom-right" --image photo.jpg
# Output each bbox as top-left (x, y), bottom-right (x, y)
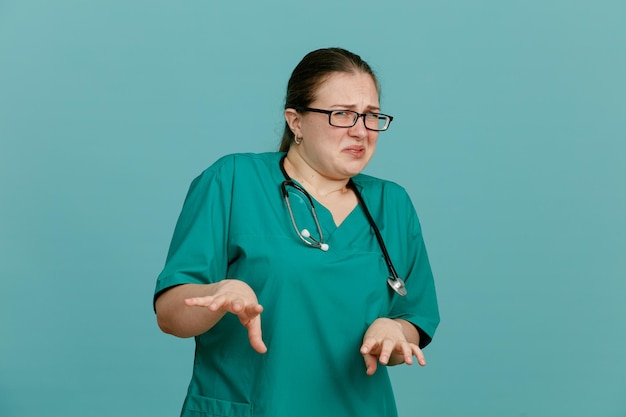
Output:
top-left (279, 155), bottom-right (407, 296)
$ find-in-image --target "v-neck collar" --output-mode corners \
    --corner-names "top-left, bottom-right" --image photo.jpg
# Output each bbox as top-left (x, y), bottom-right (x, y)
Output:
top-left (278, 154), bottom-right (361, 230)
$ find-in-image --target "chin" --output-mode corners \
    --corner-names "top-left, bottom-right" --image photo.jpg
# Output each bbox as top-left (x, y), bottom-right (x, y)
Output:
top-left (343, 161), bottom-right (369, 177)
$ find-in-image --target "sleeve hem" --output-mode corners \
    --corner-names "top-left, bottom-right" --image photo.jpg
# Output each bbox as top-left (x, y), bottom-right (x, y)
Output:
top-left (389, 313), bottom-right (438, 349)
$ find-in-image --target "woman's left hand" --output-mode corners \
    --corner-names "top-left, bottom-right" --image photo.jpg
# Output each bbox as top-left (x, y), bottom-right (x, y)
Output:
top-left (360, 318), bottom-right (426, 376)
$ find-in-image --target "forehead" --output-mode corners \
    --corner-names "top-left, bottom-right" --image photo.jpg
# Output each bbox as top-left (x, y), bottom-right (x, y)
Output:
top-left (312, 71), bottom-right (380, 107)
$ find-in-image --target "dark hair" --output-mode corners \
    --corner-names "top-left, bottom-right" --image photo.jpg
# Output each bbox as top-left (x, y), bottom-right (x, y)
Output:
top-left (279, 47), bottom-right (380, 152)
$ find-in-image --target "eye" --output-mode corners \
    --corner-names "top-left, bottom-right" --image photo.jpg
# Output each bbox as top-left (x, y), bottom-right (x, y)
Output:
top-left (329, 110), bottom-right (358, 127)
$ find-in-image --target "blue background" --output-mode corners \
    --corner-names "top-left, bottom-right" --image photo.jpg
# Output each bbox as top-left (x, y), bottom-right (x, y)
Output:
top-left (1, 1), bottom-right (624, 416)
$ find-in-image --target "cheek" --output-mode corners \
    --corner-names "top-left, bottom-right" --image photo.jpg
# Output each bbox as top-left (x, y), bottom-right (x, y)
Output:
top-left (368, 134), bottom-right (379, 148)
top-left (366, 137), bottom-right (379, 160)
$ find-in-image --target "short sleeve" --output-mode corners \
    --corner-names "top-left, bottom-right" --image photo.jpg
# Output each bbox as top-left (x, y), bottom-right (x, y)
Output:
top-left (153, 157), bottom-right (235, 305)
top-left (386, 189), bottom-right (440, 348)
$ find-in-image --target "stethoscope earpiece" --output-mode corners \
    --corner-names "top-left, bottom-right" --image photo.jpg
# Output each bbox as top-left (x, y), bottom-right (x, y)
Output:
top-left (300, 228), bottom-right (330, 251)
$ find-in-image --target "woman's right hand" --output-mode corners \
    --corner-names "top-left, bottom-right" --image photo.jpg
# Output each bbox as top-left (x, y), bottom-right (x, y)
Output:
top-left (156, 280), bottom-right (267, 354)
top-left (183, 279), bottom-right (267, 354)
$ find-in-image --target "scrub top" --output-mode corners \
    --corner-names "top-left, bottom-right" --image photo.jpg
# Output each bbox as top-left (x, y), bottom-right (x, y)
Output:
top-left (155, 152), bottom-right (439, 417)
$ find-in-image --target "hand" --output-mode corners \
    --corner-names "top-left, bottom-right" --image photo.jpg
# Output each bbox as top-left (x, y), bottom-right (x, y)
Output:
top-left (184, 279), bottom-right (267, 354)
top-left (360, 318), bottom-right (425, 376)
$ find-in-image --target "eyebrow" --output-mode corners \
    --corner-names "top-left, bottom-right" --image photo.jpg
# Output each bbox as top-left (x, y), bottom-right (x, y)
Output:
top-left (330, 104), bottom-right (381, 112)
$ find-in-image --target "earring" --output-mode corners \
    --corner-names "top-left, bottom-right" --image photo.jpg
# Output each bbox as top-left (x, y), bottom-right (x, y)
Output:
top-left (294, 136), bottom-right (302, 145)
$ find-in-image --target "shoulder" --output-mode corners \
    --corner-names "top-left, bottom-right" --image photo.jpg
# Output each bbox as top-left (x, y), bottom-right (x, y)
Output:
top-left (352, 173), bottom-right (420, 226)
top-left (203, 152), bottom-right (282, 175)
top-left (182, 152), bottom-right (283, 205)
top-left (352, 172), bottom-right (411, 201)
top-left (194, 152), bottom-right (282, 183)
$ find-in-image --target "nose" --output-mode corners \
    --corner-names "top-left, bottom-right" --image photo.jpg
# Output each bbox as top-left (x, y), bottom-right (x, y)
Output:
top-left (347, 115), bottom-right (369, 139)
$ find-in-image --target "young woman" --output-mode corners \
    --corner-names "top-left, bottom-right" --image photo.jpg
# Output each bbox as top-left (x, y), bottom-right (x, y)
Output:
top-left (154, 47), bottom-right (439, 417)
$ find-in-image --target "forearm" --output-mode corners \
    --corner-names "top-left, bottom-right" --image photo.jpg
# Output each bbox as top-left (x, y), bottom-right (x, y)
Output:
top-left (155, 283), bottom-right (226, 338)
top-left (388, 319), bottom-right (420, 366)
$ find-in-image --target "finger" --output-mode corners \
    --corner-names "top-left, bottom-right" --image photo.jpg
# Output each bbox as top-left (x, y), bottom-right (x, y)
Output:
top-left (184, 294), bottom-right (230, 313)
top-left (243, 303), bottom-right (264, 318)
top-left (233, 303), bottom-right (263, 324)
top-left (412, 345), bottom-right (426, 366)
top-left (363, 353), bottom-right (378, 376)
top-left (221, 297), bottom-right (255, 315)
top-left (245, 315), bottom-right (267, 354)
top-left (378, 339), bottom-right (396, 365)
top-left (184, 295), bottom-right (216, 308)
top-left (400, 342), bottom-right (417, 365)
top-left (360, 337), bottom-right (378, 355)
top-left (229, 298), bottom-right (245, 313)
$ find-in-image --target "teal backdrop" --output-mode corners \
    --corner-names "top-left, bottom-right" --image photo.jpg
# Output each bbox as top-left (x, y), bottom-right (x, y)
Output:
top-left (1, 1), bottom-right (624, 416)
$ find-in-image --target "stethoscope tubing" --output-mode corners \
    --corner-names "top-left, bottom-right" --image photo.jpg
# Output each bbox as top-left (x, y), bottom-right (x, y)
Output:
top-left (349, 180), bottom-right (400, 281)
top-left (281, 180), bottom-right (327, 250)
top-left (279, 155), bottom-right (407, 296)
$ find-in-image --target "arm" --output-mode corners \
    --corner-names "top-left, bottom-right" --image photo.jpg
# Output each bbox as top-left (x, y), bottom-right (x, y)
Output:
top-left (154, 159), bottom-right (269, 350)
top-left (358, 186), bottom-right (439, 375)
top-left (155, 280), bottom-right (267, 354)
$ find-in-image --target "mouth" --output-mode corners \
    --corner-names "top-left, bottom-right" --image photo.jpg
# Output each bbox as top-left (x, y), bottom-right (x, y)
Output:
top-left (344, 146), bottom-right (366, 157)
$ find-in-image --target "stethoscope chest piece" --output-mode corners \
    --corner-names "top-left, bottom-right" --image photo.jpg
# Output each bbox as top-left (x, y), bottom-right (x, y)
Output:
top-left (387, 276), bottom-right (407, 296)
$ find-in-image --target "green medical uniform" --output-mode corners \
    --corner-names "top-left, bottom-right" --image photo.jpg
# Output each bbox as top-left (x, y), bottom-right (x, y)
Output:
top-left (155, 152), bottom-right (439, 417)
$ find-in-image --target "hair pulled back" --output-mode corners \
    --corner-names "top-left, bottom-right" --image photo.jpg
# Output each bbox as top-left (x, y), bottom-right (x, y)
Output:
top-left (279, 48), bottom-right (379, 152)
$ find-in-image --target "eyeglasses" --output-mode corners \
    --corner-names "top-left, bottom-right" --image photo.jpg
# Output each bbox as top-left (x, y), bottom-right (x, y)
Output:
top-left (295, 107), bottom-right (393, 131)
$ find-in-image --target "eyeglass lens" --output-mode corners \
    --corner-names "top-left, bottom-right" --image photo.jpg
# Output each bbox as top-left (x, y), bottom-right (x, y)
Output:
top-left (330, 111), bottom-right (390, 131)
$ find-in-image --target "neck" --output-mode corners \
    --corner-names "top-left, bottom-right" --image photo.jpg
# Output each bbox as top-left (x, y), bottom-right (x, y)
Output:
top-left (283, 151), bottom-right (351, 198)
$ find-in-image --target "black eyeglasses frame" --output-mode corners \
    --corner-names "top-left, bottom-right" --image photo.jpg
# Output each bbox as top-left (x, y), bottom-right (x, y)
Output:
top-left (294, 107), bottom-right (394, 131)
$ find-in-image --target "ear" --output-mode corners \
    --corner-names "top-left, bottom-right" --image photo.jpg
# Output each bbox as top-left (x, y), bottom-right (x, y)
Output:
top-left (284, 108), bottom-right (303, 138)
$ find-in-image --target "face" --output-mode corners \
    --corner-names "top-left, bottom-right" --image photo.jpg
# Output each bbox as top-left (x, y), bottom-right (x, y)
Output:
top-left (285, 71), bottom-right (381, 180)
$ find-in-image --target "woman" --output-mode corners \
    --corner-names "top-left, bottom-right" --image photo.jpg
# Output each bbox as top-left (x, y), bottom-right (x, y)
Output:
top-left (154, 47), bottom-right (439, 417)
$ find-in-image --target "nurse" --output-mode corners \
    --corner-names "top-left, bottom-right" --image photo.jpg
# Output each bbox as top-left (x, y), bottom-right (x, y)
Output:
top-left (154, 47), bottom-right (439, 417)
